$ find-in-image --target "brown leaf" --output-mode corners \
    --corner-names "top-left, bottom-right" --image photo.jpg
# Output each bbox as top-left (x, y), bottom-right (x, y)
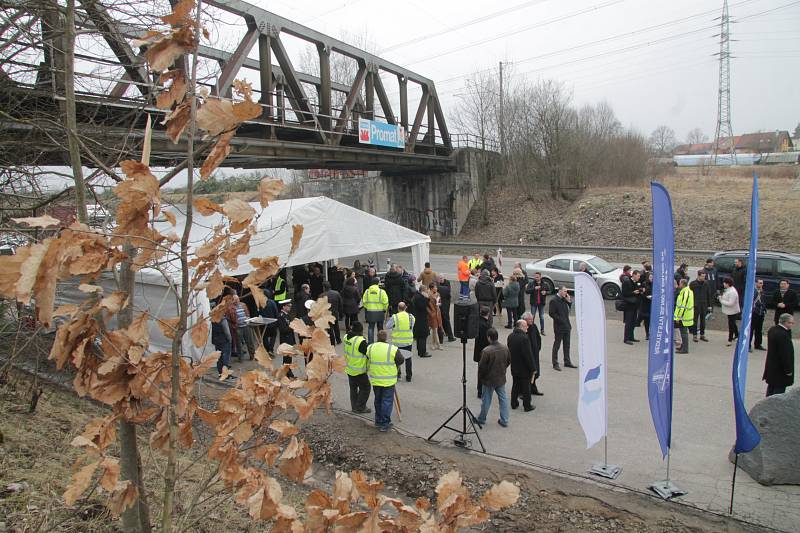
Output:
top-left (161, 0), bottom-right (194, 28)
top-left (219, 366), bottom-right (232, 381)
top-left (193, 197), bottom-right (224, 216)
top-left (164, 101), bottom-right (191, 143)
top-left (289, 224), bottom-right (303, 257)
top-left (196, 84), bottom-right (262, 137)
top-left (190, 314), bottom-right (208, 347)
top-left (249, 285), bottom-right (266, 310)
top-left (15, 241), bottom-right (51, 303)
top-left (158, 317), bottom-right (180, 339)
top-left (107, 481), bottom-right (138, 516)
top-left (277, 343), bottom-right (298, 357)
top-left (279, 437), bottom-right (312, 482)
top-left (350, 470), bottom-right (384, 509)
top-left (163, 210), bottom-right (177, 226)
top-left (78, 283), bottom-right (103, 293)
top-left (206, 269), bottom-right (224, 299)
top-left (223, 198), bottom-right (255, 224)
top-left (247, 477), bottom-right (283, 520)
top-left (480, 480), bottom-right (520, 511)
top-left (64, 460), bottom-right (99, 505)
top-left (98, 457), bottom-right (120, 492)
top-left (200, 130), bottom-right (234, 180)
top-left (256, 444), bottom-right (281, 467)
top-left (435, 471), bottom-right (463, 510)
top-left (145, 27), bottom-right (194, 73)
top-left (156, 69), bottom-right (187, 109)
top-left (258, 178), bottom-right (284, 208)
top-left (254, 344), bottom-right (271, 368)
top-left (0, 246), bottom-right (30, 299)
top-left (274, 504), bottom-right (303, 532)
top-left (309, 297), bottom-right (335, 330)
top-left (192, 351), bottom-right (219, 380)
top-left (11, 214), bottom-right (61, 228)
top-left (269, 419), bottom-right (300, 440)
top-left (242, 256), bottom-right (280, 289)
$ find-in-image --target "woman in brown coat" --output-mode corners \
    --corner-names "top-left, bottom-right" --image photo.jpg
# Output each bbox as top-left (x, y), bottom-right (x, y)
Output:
top-left (428, 283), bottom-right (443, 350)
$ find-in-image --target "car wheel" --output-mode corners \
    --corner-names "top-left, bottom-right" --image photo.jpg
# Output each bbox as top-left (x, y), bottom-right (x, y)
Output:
top-left (541, 278), bottom-right (555, 295)
top-left (601, 283), bottom-right (620, 300)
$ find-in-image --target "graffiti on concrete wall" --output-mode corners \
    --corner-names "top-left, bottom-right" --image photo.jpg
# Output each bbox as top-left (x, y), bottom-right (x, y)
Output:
top-left (390, 207), bottom-right (454, 236)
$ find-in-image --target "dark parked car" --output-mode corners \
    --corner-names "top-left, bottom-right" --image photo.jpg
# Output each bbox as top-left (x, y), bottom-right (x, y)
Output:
top-left (712, 250), bottom-right (800, 305)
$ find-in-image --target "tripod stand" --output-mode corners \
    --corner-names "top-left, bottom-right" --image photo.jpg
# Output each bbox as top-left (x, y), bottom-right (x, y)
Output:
top-left (427, 337), bottom-right (485, 452)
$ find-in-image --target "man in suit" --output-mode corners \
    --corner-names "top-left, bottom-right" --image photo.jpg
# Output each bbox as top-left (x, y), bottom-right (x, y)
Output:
top-left (763, 313), bottom-right (795, 397)
top-left (507, 319), bottom-right (536, 412)
top-left (323, 281), bottom-right (343, 345)
top-left (773, 279), bottom-right (798, 325)
top-left (548, 286), bottom-right (576, 371)
top-left (473, 306), bottom-right (491, 398)
top-left (620, 270), bottom-right (641, 344)
top-left (750, 278), bottom-right (768, 352)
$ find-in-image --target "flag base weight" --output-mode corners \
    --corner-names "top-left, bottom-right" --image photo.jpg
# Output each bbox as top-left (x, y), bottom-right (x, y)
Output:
top-left (589, 463), bottom-right (621, 479)
top-left (649, 480), bottom-right (687, 500)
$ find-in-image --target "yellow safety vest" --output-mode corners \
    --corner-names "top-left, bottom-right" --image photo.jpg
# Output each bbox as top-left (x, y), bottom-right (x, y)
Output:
top-left (343, 334), bottom-right (367, 376)
top-left (362, 285), bottom-right (388, 312)
top-left (674, 286), bottom-right (695, 326)
top-left (273, 274), bottom-right (287, 301)
top-left (366, 342), bottom-right (398, 387)
top-left (468, 258), bottom-right (481, 270)
top-left (389, 312), bottom-right (413, 347)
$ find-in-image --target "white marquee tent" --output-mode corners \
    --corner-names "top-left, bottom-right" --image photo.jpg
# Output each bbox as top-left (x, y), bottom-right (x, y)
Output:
top-left (57, 197), bottom-right (430, 357)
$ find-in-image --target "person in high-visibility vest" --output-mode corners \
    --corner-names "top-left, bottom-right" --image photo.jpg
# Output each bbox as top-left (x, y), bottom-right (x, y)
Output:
top-left (674, 278), bottom-right (695, 355)
top-left (468, 253), bottom-right (483, 272)
top-left (272, 270), bottom-right (287, 302)
top-left (385, 301), bottom-right (415, 382)
top-left (343, 321), bottom-right (371, 413)
top-left (361, 277), bottom-right (389, 344)
top-left (366, 329), bottom-right (405, 432)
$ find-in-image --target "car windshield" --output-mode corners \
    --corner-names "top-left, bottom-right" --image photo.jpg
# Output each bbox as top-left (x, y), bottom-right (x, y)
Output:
top-left (587, 257), bottom-right (616, 274)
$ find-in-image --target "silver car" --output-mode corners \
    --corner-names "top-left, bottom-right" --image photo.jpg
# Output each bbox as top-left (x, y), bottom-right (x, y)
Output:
top-left (524, 253), bottom-right (623, 300)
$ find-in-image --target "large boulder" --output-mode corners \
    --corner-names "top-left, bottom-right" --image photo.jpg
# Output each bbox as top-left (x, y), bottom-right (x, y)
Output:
top-left (729, 387), bottom-right (800, 485)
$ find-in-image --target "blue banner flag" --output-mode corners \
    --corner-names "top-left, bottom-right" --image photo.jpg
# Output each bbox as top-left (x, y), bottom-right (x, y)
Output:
top-left (732, 174), bottom-right (762, 453)
top-left (648, 182), bottom-right (675, 458)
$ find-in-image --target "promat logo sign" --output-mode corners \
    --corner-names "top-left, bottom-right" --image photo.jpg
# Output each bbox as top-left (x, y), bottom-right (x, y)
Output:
top-left (357, 118), bottom-right (405, 149)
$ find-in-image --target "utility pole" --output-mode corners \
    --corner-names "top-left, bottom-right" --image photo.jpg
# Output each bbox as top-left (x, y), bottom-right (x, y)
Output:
top-left (498, 61), bottom-right (505, 157)
top-left (713, 0), bottom-right (736, 165)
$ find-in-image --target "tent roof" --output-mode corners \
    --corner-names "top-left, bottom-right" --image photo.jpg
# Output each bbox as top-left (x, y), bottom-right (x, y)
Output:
top-left (153, 196), bottom-right (430, 279)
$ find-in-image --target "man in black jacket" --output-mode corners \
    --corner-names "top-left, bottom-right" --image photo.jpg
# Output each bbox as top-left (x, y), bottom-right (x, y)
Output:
top-left (473, 306), bottom-right (491, 398)
top-left (323, 281), bottom-right (343, 345)
top-left (277, 300), bottom-right (296, 378)
top-left (475, 270), bottom-right (496, 324)
top-left (773, 279), bottom-right (798, 325)
top-left (732, 258), bottom-right (747, 302)
top-left (621, 270), bottom-right (641, 344)
top-left (526, 272), bottom-right (548, 335)
top-left (437, 275), bottom-right (456, 342)
top-left (548, 286), bottom-right (576, 370)
top-left (383, 265), bottom-right (406, 314)
top-left (751, 278), bottom-right (768, 351)
top-left (508, 320), bottom-right (536, 412)
top-left (763, 313), bottom-right (795, 396)
top-left (689, 270), bottom-right (714, 342)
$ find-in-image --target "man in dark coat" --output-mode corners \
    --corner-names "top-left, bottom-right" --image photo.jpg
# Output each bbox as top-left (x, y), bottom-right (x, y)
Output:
top-left (751, 278), bottom-right (768, 351)
top-left (773, 279), bottom-right (798, 325)
top-left (507, 320), bottom-right (536, 412)
top-left (411, 287), bottom-right (431, 358)
top-left (620, 270), bottom-right (641, 344)
top-left (475, 270), bottom-right (496, 323)
top-left (259, 288), bottom-right (279, 355)
top-left (291, 283), bottom-right (311, 319)
top-left (383, 265), bottom-right (406, 314)
top-left (277, 300), bottom-right (296, 378)
top-left (732, 258), bottom-right (747, 301)
top-left (526, 272), bottom-right (548, 335)
top-left (308, 264), bottom-right (324, 299)
top-left (323, 281), bottom-right (343, 345)
top-left (437, 275), bottom-right (456, 342)
top-left (763, 313), bottom-right (795, 396)
top-left (549, 286), bottom-right (575, 370)
top-left (473, 306), bottom-right (491, 398)
top-left (522, 311), bottom-right (543, 396)
top-left (689, 269), bottom-right (714, 342)
top-left (475, 328), bottom-right (511, 428)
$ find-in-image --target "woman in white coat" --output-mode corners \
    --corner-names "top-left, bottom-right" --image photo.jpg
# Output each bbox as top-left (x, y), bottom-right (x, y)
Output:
top-left (719, 278), bottom-right (740, 346)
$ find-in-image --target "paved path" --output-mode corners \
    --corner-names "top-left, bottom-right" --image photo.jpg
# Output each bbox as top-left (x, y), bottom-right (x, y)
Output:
top-left (235, 310), bottom-right (798, 532)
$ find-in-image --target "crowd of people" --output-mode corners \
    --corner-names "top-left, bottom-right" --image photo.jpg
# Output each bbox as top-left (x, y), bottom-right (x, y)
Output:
top-left (207, 252), bottom-right (795, 428)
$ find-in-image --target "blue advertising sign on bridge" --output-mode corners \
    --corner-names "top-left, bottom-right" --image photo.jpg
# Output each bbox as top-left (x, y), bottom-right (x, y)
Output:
top-left (358, 118), bottom-right (405, 149)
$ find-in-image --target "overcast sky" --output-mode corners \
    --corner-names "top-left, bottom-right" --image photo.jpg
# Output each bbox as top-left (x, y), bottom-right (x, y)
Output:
top-left (241, 0), bottom-right (799, 142)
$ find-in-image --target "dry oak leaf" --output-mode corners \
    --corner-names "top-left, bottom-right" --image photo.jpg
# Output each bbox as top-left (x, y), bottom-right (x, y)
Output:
top-left (193, 197), bottom-right (224, 216)
top-left (242, 256), bottom-right (280, 289)
top-left (190, 314), bottom-right (209, 347)
top-left (162, 210), bottom-right (177, 226)
top-left (164, 101), bottom-right (191, 143)
top-left (192, 351), bottom-right (220, 380)
top-left (14, 240), bottom-right (51, 303)
top-left (98, 457), bottom-right (120, 492)
top-left (435, 470), bottom-right (464, 509)
top-left (273, 504), bottom-right (304, 533)
top-left (0, 245), bottom-right (30, 299)
top-left (145, 26), bottom-right (195, 73)
top-left (196, 82), bottom-right (262, 137)
top-left (107, 481), bottom-right (138, 516)
top-left (350, 470), bottom-right (384, 509)
top-left (254, 344), bottom-right (271, 368)
top-left (206, 269), bottom-right (224, 299)
top-left (223, 198), bottom-right (256, 225)
top-left (276, 343), bottom-right (299, 357)
top-left (200, 130), bottom-right (234, 180)
top-left (309, 297), bottom-right (335, 329)
top-left (289, 224), bottom-right (303, 257)
top-left (480, 480), bottom-right (520, 511)
top-left (158, 316), bottom-right (180, 339)
top-left (155, 69), bottom-right (187, 110)
top-left (161, 0), bottom-right (195, 28)
top-left (269, 419), bottom-right (300, 440)
top-left (78, 416), bottom-right (118, 453)
top-left (78, 283), bottom-right (103, 293)
top-left (247, 477), bottom-right (283, 521)
top-left (289, 318), bottom-right (312, 339)
top-left (258, 178), bottom-right (284, 208)
top-left (279, 436), bottom-right (312, 482)
top-left (11, 214), bottom-right (60, 228)
top-left (63, 460), bottom-right (99, 505)
top-left (249, 284), bottom-right (267, 310)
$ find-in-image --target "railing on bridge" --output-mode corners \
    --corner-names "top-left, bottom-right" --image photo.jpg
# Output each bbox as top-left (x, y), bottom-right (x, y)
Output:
top-left (0, 0), bottom-right (458, 169)
top-left (449, 133), bottom-right (501, 153)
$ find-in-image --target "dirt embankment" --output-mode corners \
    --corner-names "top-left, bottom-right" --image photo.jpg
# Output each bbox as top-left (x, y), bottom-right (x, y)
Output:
top-left (459, 167), bottom-right (800, 252)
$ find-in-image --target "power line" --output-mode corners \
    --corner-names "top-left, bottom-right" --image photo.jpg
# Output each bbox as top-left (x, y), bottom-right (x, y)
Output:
top-left (381, 0), bottom-right (552, 53)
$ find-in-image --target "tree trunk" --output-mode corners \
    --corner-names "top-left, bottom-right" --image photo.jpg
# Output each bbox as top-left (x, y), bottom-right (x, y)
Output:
top-left (119, 243), bottom-right (153, 533)
top-left (63, 0), bottom-right (89, 224)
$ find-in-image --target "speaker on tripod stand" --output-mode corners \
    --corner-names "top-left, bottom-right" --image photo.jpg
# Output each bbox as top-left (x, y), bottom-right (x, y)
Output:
top-left (427, 299), bottom-right (485, 451)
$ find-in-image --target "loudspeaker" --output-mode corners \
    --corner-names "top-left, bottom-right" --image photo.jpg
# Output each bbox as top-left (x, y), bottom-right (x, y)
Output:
top-left (453, 301), bottom-right (479, 339)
